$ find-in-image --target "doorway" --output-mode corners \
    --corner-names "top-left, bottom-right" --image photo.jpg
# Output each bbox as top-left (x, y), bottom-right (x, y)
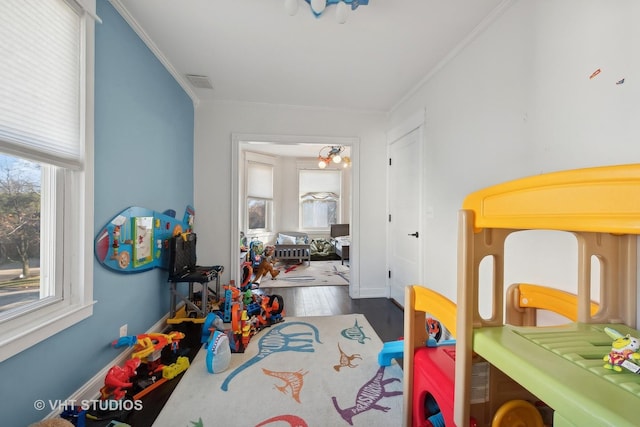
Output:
top-left (387, 111), bottom-right (425, 306)
top-left (230, 133), bottom-right (361, 298)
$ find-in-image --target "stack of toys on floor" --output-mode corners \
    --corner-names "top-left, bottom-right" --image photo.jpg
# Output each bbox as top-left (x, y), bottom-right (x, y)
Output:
top-left (64, 209), bottom-right (286, 426)
top-left (57, 274), bottom-right (284, 427)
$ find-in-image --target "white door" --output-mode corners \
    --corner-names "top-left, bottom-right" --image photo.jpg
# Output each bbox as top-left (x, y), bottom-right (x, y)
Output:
top-left (388, 126), bottom-right (422, 305)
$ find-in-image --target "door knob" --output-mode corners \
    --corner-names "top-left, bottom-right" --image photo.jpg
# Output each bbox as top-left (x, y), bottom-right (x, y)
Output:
top-left (408, 232), bottom-right (419, 238)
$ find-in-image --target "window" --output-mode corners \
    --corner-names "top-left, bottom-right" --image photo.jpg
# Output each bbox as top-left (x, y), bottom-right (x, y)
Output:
top-left (246, 161), bottom-right (274, 232)
top-left (0, 156), bottom-right (44, 311)
top-left (0, 0), bottom-right (95, 362)
top-left (301, 192), bottom-right (338, 228)
top-left (299, 169), bottom-right (341, 229)
top-left (248, 198), bottom-right (268, 229)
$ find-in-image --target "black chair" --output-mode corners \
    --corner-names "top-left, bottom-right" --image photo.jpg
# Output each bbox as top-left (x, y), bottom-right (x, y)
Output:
top-left (167, 233), bottom-right (223, 321)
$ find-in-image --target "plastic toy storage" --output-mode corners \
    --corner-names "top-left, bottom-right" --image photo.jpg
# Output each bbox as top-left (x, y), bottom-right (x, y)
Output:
top-left (454, 164), bottom-right (640, 427)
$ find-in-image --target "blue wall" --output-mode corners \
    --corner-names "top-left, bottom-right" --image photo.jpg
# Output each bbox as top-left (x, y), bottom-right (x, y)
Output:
top-left (0, 1), bottom-right (194, 425)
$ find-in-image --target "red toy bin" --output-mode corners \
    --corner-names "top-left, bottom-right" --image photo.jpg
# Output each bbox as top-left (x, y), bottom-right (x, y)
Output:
top-left (412, 345), bottom-right (456, 427)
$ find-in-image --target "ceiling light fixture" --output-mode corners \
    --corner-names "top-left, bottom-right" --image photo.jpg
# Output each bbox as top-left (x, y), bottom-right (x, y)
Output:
top-left (318, 146), bottom-right (351, 169)
top-left (285, 0), bottom-right (369, 24)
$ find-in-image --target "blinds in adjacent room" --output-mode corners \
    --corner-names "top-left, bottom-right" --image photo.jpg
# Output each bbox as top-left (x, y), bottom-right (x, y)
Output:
top-left (247, 162), bottom-right (274, 199)
top-left (299, 169), bottom-right (340, 194)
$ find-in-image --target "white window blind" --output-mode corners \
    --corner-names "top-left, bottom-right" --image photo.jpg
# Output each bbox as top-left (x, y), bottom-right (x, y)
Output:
top-left (299, 170), bottom-right (340, 194)
top-left (0, 0), bottom-right (83, 170)
top-left (247, 162), bottom-right (273, 199)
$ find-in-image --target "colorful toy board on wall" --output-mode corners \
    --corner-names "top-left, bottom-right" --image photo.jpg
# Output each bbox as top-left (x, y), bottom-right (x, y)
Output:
top-left (95, 205), bottom-right (194, 273)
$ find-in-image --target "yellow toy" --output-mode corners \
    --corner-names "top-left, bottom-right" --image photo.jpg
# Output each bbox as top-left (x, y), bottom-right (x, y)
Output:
top-left (163, 356), bottom-right (191, 380)
top-left (452, 163), bottom-right (640, 427)
top-left (112, 331), bottom-right (185, 361)
top-left (603, 327), bottom-right (640, 372)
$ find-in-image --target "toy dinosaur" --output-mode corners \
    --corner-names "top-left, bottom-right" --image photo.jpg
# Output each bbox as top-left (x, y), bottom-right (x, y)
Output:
top-left (100, 358), bottom-right (141, 400)
top-left (252, 245), bottom-right (280, 283)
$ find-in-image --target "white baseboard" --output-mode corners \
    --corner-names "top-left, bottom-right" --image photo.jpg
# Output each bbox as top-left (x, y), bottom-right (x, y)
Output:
top-left (43, 313), bottom-right (170, 419)
top-left (357, 288), bottom-right (389, 298)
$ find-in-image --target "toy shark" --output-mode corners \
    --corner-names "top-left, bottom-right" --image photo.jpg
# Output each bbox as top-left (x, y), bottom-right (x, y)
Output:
top-left (95, 205), bottom-right (194, 273)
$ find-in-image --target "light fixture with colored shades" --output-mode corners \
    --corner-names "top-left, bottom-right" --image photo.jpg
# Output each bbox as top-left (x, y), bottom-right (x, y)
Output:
top-left (318, 146), bottom-right (351, 169)
top-left (285, 0), bottom-right (369, 24)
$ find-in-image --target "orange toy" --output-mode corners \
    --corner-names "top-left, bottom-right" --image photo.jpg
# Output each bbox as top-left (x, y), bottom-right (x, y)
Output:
top-left (112, 331), bottom-right (185, 361)
top-left (252, 245), bottom-right (279, 283)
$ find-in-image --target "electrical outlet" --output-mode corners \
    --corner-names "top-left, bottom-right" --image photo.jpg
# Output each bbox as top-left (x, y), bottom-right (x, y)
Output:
top-left (119, 324), bottom-right (127, 337)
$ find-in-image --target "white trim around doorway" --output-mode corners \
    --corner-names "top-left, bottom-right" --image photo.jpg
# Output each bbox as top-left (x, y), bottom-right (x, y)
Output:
top-left (231, 133), bottom-right (361, 298)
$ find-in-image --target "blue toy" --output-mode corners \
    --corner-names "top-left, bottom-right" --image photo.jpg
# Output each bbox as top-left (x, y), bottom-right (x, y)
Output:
top-left (223, 288), bottom-right (234, 322)
top-left (201, 312), bottom-right (225, 344)
top-left (378, 340), bottom-right (404, 367)
top-left (378, 315), bottom-right (457, 367)
top-left (378, 337), bottom-right (457, 367)
top-left (60, 407), bottom-right (86, 427)
top-left (205, 330), bottom-right (231, 374)
top-left (201, 313), bottom-right (231, 374)
top-left (94, 205), bottom-right (195, 273)
top-left (248, 240), bottom-right (264, 269)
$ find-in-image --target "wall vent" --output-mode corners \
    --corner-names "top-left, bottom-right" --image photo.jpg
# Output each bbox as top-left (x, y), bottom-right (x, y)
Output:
top-left (185, 74), bottom-right (213, 89)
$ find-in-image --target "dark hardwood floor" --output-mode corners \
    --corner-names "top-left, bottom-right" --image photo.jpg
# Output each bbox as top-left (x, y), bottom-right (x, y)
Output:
top-left (262, 285), bottom-right (405, 343)
top-left (80, 285), bottom-right (403, 427)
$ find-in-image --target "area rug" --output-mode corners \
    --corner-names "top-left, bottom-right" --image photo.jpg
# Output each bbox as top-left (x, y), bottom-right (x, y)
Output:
top-left (260, 260), bottom-right (349, 288)
top-left (152, 314), bottom-right (403, 427)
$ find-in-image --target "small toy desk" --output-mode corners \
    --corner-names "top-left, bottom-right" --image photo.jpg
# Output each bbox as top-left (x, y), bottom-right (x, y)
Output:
top-left (454, 164), bottom-right (640, 427)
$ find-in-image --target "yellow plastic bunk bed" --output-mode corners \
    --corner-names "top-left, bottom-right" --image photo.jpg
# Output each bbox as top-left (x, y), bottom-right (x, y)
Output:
top-left (454, 164), bottom-right (640, 427)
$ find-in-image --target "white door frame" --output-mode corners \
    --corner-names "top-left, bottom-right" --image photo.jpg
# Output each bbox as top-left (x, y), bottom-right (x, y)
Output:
top-left (231, 133), bottom-right (361, 297)
top-left (386, 109), bottom-right (426, 302)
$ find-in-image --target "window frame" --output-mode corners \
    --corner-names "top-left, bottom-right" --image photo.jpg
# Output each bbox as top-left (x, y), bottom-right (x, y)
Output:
top-left (0, 0), bottom-right (95, 363)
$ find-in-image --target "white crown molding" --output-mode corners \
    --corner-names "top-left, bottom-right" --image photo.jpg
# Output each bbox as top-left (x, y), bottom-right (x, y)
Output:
top-left (205, 98), bottom-right (387, 117)
top-left (108, 0), bottom-right (200, 107)
top-left (389, 0), bottom-right (515, 116)
top-left (386, 108), bottom-right (426, 144)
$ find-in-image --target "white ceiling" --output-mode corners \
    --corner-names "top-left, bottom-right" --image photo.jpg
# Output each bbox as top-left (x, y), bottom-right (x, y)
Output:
top-left (112, 0), bottom-right (507, 113)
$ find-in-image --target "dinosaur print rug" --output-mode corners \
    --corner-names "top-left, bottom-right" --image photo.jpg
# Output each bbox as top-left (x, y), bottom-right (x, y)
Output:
top-left (152, 314), bottom-right (403, 427)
